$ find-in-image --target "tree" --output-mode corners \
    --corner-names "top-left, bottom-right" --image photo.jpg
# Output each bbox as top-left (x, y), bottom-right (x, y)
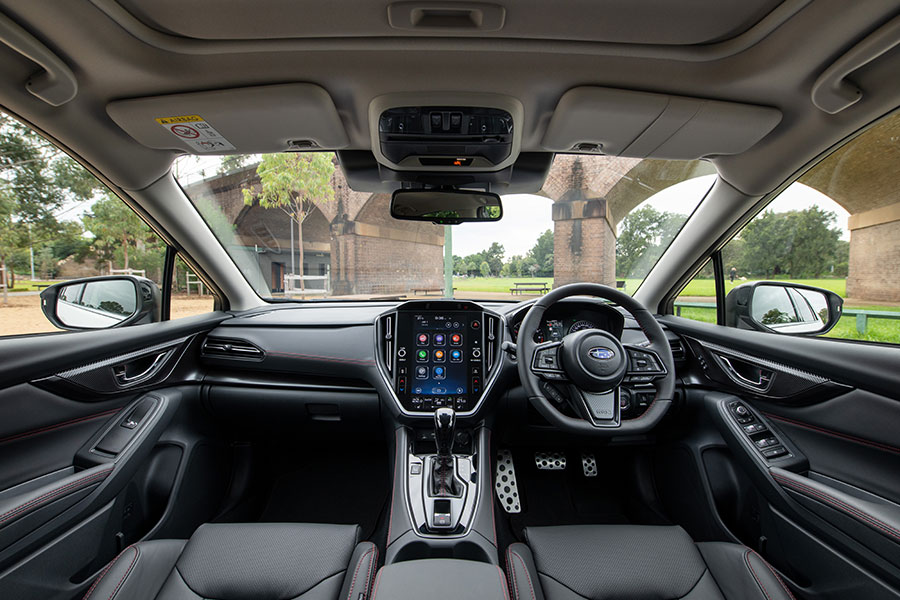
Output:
top-left (218, 155), bottom-right (250, 175)
top-left (616, 206), bottom-right (683, 278)
top-left (483, 242), bottom-right (505, 276)
top-left (242, 153), bottom-right (335, 290)
top-left (83, 194), bottom-right (157, 271)
top-left (479, 261), bottom-right (491, 278)
top-left (526, 230), bottom-right (554, 276)
top-left (1, 112), bottom-right (102, 302)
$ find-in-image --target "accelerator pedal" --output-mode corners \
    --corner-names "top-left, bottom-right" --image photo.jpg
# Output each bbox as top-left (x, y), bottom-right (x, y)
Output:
top-left (495, 449), bottom-right (521, 513)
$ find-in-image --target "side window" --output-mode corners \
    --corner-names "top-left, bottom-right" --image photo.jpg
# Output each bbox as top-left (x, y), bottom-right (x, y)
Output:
top-left (675, 260), bottom-right (717, 324)
top-left (718, 112), bottom-right (899, 344)
top-left (171, 256), bottom-right (216, 319)
top-left (0, 111), bottom-right (214, 337)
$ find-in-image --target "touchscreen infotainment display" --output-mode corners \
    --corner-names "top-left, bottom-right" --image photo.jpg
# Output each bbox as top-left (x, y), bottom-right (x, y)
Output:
top-left (394, 310), bottom-right (484, 412)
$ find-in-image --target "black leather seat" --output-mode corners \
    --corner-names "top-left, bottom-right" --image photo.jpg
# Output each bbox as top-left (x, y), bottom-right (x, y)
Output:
top-left (505, 525), bottom-right (795, 600)
top-left (82, 523), bottom-right (378, 600)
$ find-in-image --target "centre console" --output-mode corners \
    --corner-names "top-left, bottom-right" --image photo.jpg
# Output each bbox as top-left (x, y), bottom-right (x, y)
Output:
top-left (376, 301), bottom-right (502, 417)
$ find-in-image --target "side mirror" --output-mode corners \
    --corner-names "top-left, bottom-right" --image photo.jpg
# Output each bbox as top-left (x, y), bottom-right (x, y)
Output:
top-left (725, 281), bottom-right (843, 335)
top-left (390, 189), bottom-right (502, 225)
top-left (40, 276), bottom-right (162, 331)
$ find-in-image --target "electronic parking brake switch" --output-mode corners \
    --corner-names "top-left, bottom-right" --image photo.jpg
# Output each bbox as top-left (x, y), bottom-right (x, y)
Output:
top-left (727, 401), bottom-right (789, 460)
top-left (94, 398), bottom-right (155, 455)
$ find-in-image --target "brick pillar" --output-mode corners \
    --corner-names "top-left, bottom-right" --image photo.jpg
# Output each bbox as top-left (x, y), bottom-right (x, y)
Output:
top-left (846, 203), bottom-right (900, 302)
top-left (552, 195), bottom-right (616, 288)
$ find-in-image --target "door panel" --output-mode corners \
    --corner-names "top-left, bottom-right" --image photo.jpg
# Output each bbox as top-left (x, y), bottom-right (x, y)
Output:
top-left (0, 312), bottom-right (227, 597)
top-left (662, 316), bottom-right (900, 597)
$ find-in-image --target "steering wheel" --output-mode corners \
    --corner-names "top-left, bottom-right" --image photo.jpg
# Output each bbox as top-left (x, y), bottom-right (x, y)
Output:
top-left (516, 283), bottom-right (675, 435)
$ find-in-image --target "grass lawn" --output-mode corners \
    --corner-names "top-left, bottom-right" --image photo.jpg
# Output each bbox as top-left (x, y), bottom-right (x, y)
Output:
top-left (675, 302), bottom-right (900, 344)
top-left (453, 276), bottom-right (554, 293)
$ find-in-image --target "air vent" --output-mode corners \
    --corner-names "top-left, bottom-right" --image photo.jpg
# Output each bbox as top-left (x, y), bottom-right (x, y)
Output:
top-left (201, 338), bottom-right (264, 361)
top-left (669, 338), bottom-right (687, 362)
top-left (379, 314), bottom-right (395, 376)
top-left (485, 314), bottom-right (500, 373)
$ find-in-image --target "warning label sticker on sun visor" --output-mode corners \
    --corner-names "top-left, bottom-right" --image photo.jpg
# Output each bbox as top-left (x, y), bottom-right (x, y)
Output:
top-left (155, 115), bottom-right (235, 152)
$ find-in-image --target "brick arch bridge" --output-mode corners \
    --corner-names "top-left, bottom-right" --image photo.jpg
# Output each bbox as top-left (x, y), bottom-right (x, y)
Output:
top-left (188, 117), bottom-right (898, 301)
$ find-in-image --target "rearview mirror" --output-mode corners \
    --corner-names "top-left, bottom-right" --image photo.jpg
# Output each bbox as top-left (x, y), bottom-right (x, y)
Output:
top-left (725, 281), bottom-right (843, 335)
top-left (40, 276), bottom-right (162, 331)
top-left (390, 189), bottom-right (502, 224)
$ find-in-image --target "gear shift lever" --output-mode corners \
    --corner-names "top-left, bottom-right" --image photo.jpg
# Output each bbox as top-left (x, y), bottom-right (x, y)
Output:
top-left (434, 407), bottom-right (456, 457)
top-left (431, 407), bottom-right (461, 499)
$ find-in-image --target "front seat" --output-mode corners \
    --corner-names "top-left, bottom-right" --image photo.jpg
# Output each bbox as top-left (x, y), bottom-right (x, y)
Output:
top-left (505, 525), bottom-right (795, 600)
top-left (82, 523), bottom-right (378, 600)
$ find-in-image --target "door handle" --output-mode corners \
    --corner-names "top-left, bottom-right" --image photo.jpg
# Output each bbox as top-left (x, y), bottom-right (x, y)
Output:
top-left (112, 351), bottom-right (168, 386)
top-left (715, 354), bottom-right (774, 391)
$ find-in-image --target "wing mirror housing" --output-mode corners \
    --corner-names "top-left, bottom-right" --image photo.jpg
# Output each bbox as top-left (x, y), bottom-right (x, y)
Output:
top-left (390, 188), bottom-right (502, 225)
top-left (725, 281), bottom-right (843, 335)
top-left (40, 275), bottom-right (162, 331)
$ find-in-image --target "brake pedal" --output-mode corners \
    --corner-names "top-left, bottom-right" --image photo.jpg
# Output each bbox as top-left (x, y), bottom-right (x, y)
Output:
top-left (495, 449), bottom-right (521, 513)
top-left (581, 453), bottom-right (597, 477)
top-left (534, 451), bottom-right (566, 470)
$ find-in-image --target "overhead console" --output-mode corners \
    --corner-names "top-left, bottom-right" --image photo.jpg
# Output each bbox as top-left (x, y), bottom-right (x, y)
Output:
top-left (376, 301), bottom-right (502, 417)
top-left (369, 93), bottom-right (523, 172)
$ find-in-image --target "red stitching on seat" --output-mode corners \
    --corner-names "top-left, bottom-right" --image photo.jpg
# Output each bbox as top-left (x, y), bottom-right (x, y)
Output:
top-left (512, 550), bottom-right (536, 600)
top-left (364, 546), bottom-right (378, 599)
top-left (744, 549), bottom-right (773, 600)
top-left (82, 544), bottom-right (135, 600)
top-left (371, 568), bottom-right (383, 600)
top-left (497, 565), bottom-right (511, 600)
top-left (506, 546), bottom-right (519, 600)
top-left (104, 545), bottom-right (139, 600)
top-left (0, 468), bottom-right (113, 524)
top-left (751, 550), bottom-right (796, 600)
top-left (347, 547), bottom-right (375, 600)
top-left (773, 474), bottom-right (900, 541)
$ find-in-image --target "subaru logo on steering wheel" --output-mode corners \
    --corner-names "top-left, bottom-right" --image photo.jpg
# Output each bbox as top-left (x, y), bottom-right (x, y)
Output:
top-left (588, 347), bottom-right (615, 360)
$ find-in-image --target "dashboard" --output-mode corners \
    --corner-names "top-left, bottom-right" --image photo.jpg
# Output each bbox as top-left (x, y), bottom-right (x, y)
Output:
top-left (508, 300), bottom-right (625, 343)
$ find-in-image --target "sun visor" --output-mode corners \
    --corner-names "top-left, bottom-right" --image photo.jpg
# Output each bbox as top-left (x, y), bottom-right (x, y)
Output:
top-left (106, 83), bottom-right (348, 154)
top-left (542, 87), bottom-right (781, 159)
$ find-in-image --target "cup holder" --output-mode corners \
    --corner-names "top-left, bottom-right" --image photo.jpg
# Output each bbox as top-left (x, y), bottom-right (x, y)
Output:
top-left (392, 540), bottom-right (493, 564)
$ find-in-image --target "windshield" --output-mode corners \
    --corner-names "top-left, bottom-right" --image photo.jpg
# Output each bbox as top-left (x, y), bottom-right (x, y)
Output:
top-left (175, 154), bottom-right (714, 301)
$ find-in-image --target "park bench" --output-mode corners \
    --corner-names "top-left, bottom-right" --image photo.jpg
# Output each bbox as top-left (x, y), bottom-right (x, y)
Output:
top-left (510, 281), bottom-right (550, 295)
top-left (411, 288), bottom-right (455, 296)
top-left (35, 283), bottom-right (51, 290)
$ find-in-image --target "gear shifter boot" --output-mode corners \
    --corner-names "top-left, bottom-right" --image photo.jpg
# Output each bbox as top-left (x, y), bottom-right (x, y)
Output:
top-left (431, 455), bottom-right (462, 497)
